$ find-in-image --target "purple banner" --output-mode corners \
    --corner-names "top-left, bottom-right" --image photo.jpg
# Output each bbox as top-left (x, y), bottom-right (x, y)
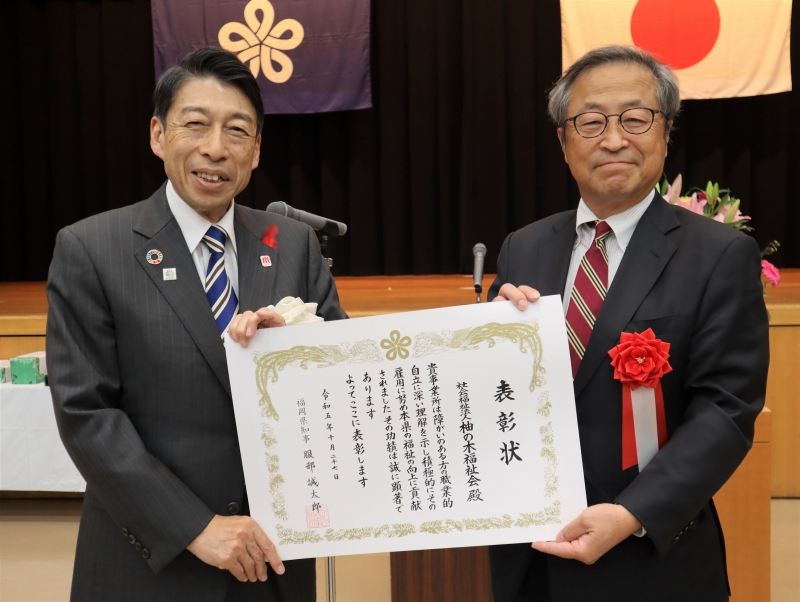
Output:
top-left (152, 0), bottom-right (371, 114)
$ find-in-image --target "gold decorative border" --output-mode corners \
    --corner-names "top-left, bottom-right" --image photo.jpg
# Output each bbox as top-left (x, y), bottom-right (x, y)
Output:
top-left (254, 339), bottom-right (383, 420)
top-left (261, 424), bottom-right (288, 521)
top-left (275, 502), bottom-right (561, 545)
top-left (252, 319), bottom-right (556, 538)
top-left (537, 392), bottom-right (558, 499)
top-left (412, 320), bottom-right (545, 392)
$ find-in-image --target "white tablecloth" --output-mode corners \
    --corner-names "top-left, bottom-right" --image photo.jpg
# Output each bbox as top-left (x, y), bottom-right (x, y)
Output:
top-left (0, 384), bottom-right (85, 492)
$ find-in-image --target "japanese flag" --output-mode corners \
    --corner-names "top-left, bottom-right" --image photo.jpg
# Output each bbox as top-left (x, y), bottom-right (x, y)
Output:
top-left (560, 0), bottom-right (792, 99)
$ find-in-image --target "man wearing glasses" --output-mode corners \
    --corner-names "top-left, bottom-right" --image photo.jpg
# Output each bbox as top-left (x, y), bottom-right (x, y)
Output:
top-left (488, 46), bottom-right (769, 601)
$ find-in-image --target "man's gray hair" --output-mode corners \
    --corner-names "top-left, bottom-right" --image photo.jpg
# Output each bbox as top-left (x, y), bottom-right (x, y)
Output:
top-left (547, 45), bottom-right (681, 128)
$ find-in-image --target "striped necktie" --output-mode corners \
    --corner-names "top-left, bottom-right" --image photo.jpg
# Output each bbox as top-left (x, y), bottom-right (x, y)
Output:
top-left (203, 225), bottom-right (238, 336)
top-left (566, 221), bottom-right (613, 378)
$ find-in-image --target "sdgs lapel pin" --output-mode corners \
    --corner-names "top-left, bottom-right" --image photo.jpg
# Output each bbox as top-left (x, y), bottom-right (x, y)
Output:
top-left (145, 250), bottom-right (176, 280)
top-left (260, 255), bottom-right (272, 267)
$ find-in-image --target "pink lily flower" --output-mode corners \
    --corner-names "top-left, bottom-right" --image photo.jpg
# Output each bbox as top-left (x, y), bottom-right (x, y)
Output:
top-left (665, 174), bottom-right (682, 204)
top-left (674, 192), bottom-right (707, 216)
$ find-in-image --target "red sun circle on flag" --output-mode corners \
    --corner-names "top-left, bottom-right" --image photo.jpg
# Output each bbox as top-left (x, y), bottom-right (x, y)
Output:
top-left (631, 0), bottom-right (721, 70)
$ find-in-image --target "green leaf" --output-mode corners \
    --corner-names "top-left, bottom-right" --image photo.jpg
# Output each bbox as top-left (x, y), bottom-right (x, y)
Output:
top-left (761, 240), bottom-right (780, 257)
top-left (731, 221), bottom-right (754, 232)
top-left (658, 175), bottom-right (668, 196)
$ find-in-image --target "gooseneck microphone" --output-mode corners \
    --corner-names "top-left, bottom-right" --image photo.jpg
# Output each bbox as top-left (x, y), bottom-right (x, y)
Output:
top-left (472, 243), bottom-right (487, 303)
top-left (266, 202), bottom-right (348, 237)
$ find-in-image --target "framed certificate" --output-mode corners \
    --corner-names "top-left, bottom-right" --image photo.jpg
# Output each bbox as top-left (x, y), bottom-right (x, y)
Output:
top-left (226, 296), bottom-right (587, 560)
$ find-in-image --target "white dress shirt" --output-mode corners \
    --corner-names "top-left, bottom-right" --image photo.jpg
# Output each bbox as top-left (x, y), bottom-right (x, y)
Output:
top-left (166, 181), bottom-right (239, 298)
top-left (562, 189), bottom-right (655, 316)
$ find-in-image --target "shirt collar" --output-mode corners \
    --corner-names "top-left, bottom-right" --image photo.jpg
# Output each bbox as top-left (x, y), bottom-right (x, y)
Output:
top-left (575, 188), bottom-right (656, 251)
top-left (166, 181), bottom-right (237, 255)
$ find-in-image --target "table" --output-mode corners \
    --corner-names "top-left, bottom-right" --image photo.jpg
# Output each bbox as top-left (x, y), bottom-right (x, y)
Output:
top-left (0, 384), bottom-right (85, 492)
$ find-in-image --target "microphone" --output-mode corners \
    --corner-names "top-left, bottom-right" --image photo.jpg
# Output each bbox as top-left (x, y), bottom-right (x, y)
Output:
top-left (473, 243), bottom-right (487, 302)
top-left (266, 202), bottom-right (348, 237)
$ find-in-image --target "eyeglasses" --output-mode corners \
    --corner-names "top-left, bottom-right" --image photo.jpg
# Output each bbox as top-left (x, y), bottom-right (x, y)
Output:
top-left (563, 108), bottom-right (663, 138)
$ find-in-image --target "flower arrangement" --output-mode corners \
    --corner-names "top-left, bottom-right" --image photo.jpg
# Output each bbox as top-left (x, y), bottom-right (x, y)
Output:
top-left (658, 174), bottom-right (781, 291)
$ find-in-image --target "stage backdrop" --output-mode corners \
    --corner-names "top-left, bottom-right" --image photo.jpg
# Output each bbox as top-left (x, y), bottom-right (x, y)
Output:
top-left (561, 0), bottom-right (793, 99)
top-left (152, 0), bottom-right (372, 113)
top-left (0, 0), bottom-right (798, 281)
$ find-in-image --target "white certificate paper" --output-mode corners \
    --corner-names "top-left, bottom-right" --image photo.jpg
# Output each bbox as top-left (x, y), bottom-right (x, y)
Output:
top-left (226, 296), bottom-right (587, 560)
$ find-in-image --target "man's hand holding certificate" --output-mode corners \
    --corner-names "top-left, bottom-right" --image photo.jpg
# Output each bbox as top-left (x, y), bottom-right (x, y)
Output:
top-left (225, 296), bottom-right (588, 560)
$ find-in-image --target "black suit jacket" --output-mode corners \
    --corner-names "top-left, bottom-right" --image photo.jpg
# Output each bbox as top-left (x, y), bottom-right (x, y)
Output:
top-left (47, 183), bottom-right (346, 601)
top-left (487, 195), bottom-right (769, 602)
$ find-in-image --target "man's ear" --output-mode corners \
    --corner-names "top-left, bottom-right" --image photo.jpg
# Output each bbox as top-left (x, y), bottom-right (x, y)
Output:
top-left (664, 120), bottom-right (674, 155)
top-left (150, 116), bottom-right (166, 160)
top-left (252, 134), bottom-right (262, 170)
top-left (556, 128), bottom-right (568, 161)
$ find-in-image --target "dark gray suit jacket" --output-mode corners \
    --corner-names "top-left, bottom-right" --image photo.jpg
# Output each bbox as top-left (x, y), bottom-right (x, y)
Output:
top-left (47, 183), bottom-right (345, 601)
top-left (487, 195), bottom-right (769, 602)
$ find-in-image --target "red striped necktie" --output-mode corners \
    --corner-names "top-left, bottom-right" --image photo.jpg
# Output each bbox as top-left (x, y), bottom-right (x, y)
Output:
top-left (566, 221), bottom-right (613, 378)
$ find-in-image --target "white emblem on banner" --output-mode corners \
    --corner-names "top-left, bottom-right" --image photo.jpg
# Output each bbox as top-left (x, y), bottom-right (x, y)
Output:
top-left (218, 0), bottom-right (305, 84)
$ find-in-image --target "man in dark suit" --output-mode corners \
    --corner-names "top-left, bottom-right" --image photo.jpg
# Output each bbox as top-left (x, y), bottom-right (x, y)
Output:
top-left (46, 47), bottom-right (345, 601)
top-left (487, 45), bottom-right (769, 601)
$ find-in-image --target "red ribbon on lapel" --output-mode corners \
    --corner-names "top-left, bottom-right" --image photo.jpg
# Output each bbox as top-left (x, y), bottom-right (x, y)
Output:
top-left (262, 224), bottom-right (278, 249)
top-left (609, 328), bottom-right (671, 471)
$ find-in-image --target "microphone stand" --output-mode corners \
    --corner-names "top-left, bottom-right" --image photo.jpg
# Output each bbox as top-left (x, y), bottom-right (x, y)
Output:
top-left (472, 243), bottom-right (487, 304)
top-left (318, 222), bottom-right (343, 601)
top-left (326, 556), bottom-right (337, 602)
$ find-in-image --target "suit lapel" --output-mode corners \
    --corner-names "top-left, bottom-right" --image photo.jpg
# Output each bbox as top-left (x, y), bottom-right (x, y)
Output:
top-left (234, 207), bottom-right (279, 312)
top-left (536, 211), bottom-right (578, 297)
top-left (132, 186), bottom-right (232, 396)
top-left (573, 196), bottom-right (680, 397)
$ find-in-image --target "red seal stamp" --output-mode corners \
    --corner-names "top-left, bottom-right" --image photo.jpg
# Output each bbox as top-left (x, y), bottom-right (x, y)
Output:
top-left (305, 504), bottom-right (330, 529)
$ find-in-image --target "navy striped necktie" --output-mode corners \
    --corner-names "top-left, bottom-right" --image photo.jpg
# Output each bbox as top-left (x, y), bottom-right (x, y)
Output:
top-left (203, 225), bottom-right (238, 336)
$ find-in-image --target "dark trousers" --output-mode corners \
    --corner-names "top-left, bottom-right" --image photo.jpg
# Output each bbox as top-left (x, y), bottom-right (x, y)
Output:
top-left (490, 544), bottom-right (552, 602)
top-left (223, 559), bottom-right (316, 602)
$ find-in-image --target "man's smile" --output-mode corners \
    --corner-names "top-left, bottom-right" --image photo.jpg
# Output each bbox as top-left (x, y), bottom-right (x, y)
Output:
top-left (192, 169), bottom-right (230, 190)
top-left (595, 160), bottom-right (635, 168)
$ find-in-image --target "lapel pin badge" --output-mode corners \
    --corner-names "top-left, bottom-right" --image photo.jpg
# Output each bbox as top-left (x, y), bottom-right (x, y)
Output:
top-left (162, 268), bottom-right (177, 281)
top-left (146, 250), bottom-right (163, 265)
top-left (260, 255), bottom-right (272, 267)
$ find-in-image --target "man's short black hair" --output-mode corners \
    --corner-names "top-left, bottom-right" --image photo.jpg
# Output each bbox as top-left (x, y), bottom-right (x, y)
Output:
top-left (153, 47), bottom-right (264, 135)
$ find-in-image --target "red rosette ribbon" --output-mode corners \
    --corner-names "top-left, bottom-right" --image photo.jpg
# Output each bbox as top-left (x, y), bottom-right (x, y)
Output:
top-left (608, 328), bottom-right (672, 471)
top-left (609, 328), bottom-right (672, 389)
top-left (262, 224), bottom-right (278, 249)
